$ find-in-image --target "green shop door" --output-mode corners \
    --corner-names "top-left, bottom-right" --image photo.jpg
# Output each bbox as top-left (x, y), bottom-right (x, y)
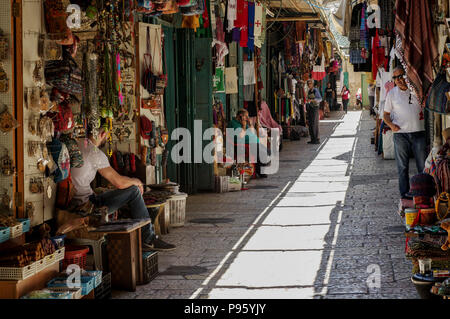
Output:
top-left (193, 37), bottom-right (214, 192)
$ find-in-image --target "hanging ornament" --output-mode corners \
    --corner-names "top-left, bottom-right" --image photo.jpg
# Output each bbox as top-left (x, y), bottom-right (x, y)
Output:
top-left (0, 105), bottom-right (18, 133)
top-left (0, 63), bottom-right (9, 93)
top-left (0, 147), bottom-right (15, 176)
top-left (0, 28), bottom-right (8, 61)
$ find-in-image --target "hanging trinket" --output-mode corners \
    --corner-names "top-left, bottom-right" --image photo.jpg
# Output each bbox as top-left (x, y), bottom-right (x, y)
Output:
top-left (27, 87), bottom-right (41, 112)
top-left (25, 202), bottom-right (35, 218)
top-left (0, 63), bottom-right (9, 93)
top-left (39, 35), bottom-right (62, 61)
top-left (46, 178), bottom-right (52, 199)
top-left (0, 105), bottom-right (18, 133)
top-left (28, 115), bottom-right (38, 135)
top-left (38, 116), bottom-right (54, 142)
top-left (0, 147), bottom-right (14, 176)
top-left (28, 141), bottom-right (40, 157)
top-left (1, 189), bottom-right (11, 209)
top-left (0, 29), bottom-right (8, 61)
top-left (32, 60), bottom-right (44, 87)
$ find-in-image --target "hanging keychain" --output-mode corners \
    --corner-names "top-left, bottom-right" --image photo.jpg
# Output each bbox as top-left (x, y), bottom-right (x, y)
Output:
top-left (0, 146), bottom-right (15, 176)
top-left (1, 188), bottom-right (11, 209)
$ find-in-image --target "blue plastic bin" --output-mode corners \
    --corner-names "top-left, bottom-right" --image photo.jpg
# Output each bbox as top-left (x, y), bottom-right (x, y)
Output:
top-left (17, 219), bottom-right (30, 233)
top-left (47, 276), bottom-right (95, 296)
top-left (0, 227), bottom-right (10, 243)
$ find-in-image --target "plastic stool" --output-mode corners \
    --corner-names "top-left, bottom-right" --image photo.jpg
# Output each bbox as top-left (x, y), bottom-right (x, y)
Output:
top-left (68, 236), bottom-right (106, 271)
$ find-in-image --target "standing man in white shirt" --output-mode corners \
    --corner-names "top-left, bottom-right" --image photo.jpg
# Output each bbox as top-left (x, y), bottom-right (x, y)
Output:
top-left (383, 66), bottom-right (427, 198)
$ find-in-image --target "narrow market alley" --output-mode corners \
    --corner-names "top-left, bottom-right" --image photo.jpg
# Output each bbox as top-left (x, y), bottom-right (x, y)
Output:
top-left (112, 110), bottom-right (419, 299)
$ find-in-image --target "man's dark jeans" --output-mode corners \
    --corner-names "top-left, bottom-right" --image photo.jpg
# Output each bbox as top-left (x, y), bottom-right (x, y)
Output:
top-left (393, 131), bottom-right (427, 198)
top-left (89, 186), bottom-right (155, 244)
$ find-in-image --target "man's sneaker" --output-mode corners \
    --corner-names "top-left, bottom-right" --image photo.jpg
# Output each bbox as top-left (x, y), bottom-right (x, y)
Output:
top-left (142, 242), bottom-right (155, 252)
top-left (151, 237), bottom-right (176, 251)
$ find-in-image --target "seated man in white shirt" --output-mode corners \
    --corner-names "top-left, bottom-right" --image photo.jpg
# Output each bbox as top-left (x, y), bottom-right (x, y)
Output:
top-left (383, 66), bottom-right (427, 199)
top-left (70, 124), bottom-right (175, 251)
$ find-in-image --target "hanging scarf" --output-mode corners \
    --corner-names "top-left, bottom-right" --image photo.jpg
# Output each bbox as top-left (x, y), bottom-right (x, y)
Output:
top-left (372, 30), bottom-right (386, 80)
top-left (259, 3), bottom-right (266, 46)
top-left (394, 0), bottom-right (438, 105)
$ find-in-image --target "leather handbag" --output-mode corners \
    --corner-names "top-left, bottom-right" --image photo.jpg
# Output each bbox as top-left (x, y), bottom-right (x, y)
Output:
top-left (142, 27), bottom-right (158, 94)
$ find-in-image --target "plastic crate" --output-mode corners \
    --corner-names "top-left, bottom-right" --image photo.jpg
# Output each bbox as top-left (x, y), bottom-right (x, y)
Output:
top-left (10, 223), bottom-right (22, 238)
top-left (168, 193), bottom-right (188, 227)
top-left (35, 258), bottom-right (46, 273)
top-left (0, 262), bottom-right (36, 280)
top-left (46, 287), bottom-right (82, 299)
top-left (63, 245), bottom-right (89, 270)
top-left (17, 219), bottom-right (30, 233)
top-left (0, 227), bottom-right (10, 243)
top-left (44, 252), bottom-right (56, 267)
top-left (94, 272), bottom-right (111, 299)
top-left (54, 247), bottom-right (65, 262)
top-left (47, 276), bottom-right (95, 296)
top-left (85, 270), bottom-right (102, 288)
top-left (142, 251), bottom-right (158, 284)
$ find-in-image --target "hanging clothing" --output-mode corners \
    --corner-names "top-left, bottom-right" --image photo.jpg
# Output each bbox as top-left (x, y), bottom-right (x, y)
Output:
top-left (258, 3), bottom-right (267, 46)
top-left (243, 61), bottom-right (255, 85)
top-left (379, 0), bottom-right (395, 32)
top-left (372, 30), bottom-right (387, 80)
top-left (295, 21), bottom-right (306, 42)
top-left (394, 0), bottom-right (438, 105)
top-left (243, 84), bottom-right (254, 101)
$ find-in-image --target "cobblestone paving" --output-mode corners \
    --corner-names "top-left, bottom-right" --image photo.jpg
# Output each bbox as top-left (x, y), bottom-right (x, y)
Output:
top-left (112, 110), bottom-right (419, 299)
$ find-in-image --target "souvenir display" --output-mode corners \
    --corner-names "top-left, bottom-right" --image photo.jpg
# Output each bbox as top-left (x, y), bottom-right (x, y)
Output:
top-left (0, 63), bottom-right (9, 93)
top-left (0, 106), bottom-right (18, 133)
top-left (0, 28), bottom-right (8, 61)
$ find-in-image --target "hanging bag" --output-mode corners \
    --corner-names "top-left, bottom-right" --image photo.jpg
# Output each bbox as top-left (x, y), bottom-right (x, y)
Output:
top-left (154, 30), bottom-right (167, 95)
top-left (44, 55), bottom-right (82, 95)
top-left (43, 0), bottom-right (73, 42)
top-left (142, 27), bottom-right (157, 94)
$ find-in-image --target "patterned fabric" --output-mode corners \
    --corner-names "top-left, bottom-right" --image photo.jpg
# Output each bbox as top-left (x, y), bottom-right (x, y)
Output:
top-left (379, 0), bottom-right (395, 31)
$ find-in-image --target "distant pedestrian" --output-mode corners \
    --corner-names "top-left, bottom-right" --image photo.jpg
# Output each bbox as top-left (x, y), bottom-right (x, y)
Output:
top-left (325, 82), bottom-right (335, 111)
top-left (306, 80), bottom-right (322, 144)
top-left (341, 85), bottom-right (350, 114)
top-left (368, 83), bottom-right (376, 116)
top-left (356, 88), bottom-right (362, 109)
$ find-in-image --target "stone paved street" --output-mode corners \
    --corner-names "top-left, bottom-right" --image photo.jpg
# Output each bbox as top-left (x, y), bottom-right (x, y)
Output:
top-left (112, 110), bottom-right (419, 299)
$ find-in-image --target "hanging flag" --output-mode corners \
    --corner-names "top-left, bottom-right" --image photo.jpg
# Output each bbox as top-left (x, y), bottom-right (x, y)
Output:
top-left (254, 1), bottom-right (263, 48)
top-left (213, 66), bottom-right (225, 93)
top-left (239, 0), bottom-right (248, 47)
top-left (225, 67), bottom-right (238, 94)
top-left (247, 1), bottom-right (255, 52)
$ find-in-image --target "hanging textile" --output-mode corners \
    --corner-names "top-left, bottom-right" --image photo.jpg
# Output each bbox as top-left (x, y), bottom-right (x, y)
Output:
top-left (239, 0), bottom-right (248, 47)
top-left (258, 3), bottom-right (267, 46)
top-left (227, 0), bottom-right (237, 31)
top-left (372, 30), bottom-right (387, 80)
top-left (359, 2), bottom-right (370, 59)
top-left (234, 0), bottom-right (245, 28)
top-left (295, 21), bottom-right (306, 43)
top-left (379, 0), bottom-right (395, 32)
top-left (253, 1), bottom-right (263, 48)
top-left (182, 15), bottom-right (200, 32)
top-left (312, 53), bottom-right (326, 81)
top-left (247, 1), bottom-right (255, 52)
top-left (243, 61), bottom-right (255, 85)
top-left (394, 0), bottom-right (439, 104)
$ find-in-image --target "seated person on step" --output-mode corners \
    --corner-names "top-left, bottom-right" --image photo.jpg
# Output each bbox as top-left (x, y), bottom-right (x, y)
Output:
top-left (227, 108), bottom-right (270, 178)
top-left (69, 122), bottom-right (175, 251)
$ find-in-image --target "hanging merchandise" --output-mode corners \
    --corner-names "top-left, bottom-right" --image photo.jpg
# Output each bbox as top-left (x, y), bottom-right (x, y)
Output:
top-left (155, 31), bottom-right (167, 95)
top-left (312, 54), bottom-right (326, 81)
top-left (180, 0), bottom-right (204, 15)
top-left (239, 0), bottom-right (248, 48)
top-left (225, 67), bottom-right (238, 94)
top-left (0, 63), bottom-right (9, 93)
top-left (0, 146), bottom-right (14, 176)
top-left (253, 1), bottom-right (263, 48)
top-left (177, 0), bottom-right (195, 7)
top-left (140, 115), bottom-right (153, 140)
top-left (243, 61), bottom-right (255, 85)
top-left (59, 133), bottom-right (83, 168)
top-left (425, 71), bottom-right (450, 114)
top-left (29, 178), bottom-right (44, 194)
top-left (0, 29), bottom-right (8, 61)
top-left (227, 0), bottom-right (237, 32)
top-left (38, 116), bottom-right (55, 142)
top-left (0, 105), bottom-right (18, 134)
top-left (394, 0), bottom-right (438, 104)
top-left (1, 189), bottom-right (11, 210)
top-left (27, 87), bottom-right (41, 113)
top-left (39, 36), bottom-right (62, 61)
top-left (44, 55), bottom-right (83, 95)
top-left (142, 27), bottom-right (158, 95)
top-left (43, 0), bottom-right (73, 42)
top-left (213, 66), bottom-right (225, 93)
top-left (47, 101), bottom-right (74, 132)
top-left (114, 125), bottom-right (132, 142)
top-left (32, 60), bottom-right (45, 88)
top-left (46, 138), bottom-right (70, 183)
top-left (247, 1), bottom-right (255, 52)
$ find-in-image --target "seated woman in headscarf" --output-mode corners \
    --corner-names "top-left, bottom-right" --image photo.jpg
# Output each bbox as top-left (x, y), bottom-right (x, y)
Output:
top-left (227, 108), bottom-right (269, 178)
top-left (258, 100), bottom-right (282, 151)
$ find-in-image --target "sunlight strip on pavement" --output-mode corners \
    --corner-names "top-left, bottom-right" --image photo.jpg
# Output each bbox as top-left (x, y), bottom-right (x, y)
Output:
top-left (192, 111), bottom-right (362, 299)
